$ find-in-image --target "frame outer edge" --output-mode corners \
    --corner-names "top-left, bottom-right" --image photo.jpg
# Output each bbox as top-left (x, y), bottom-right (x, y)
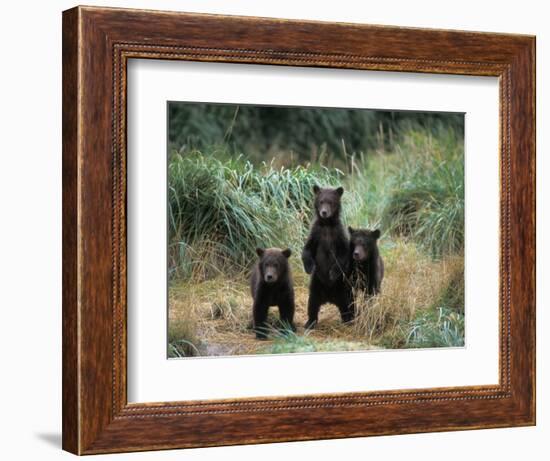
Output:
top-left (62, 6), bottom-right (81, 455)
top-left (502, 37), bottom-right (536, 424)
top-left (528, 36), bottom-right (536, 425)
top-left (531, 36), bottom-right (537, 425)
top-left (525, 36), bottom-right (537, 426)
top-left (63, 6), bottom-right (536, 454)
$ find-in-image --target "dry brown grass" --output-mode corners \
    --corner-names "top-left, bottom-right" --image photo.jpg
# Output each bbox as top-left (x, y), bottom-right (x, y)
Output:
top-left (168, 238), bottom-right (464, 357)
top-left (167, 298), bottom-right (201, 358)
top-left (351, 241), bottom-right (464, 347)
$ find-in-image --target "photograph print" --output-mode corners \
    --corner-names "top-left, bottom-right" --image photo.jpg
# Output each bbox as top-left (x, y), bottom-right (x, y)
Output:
top-left (167, 102), bottom-right (465, 358)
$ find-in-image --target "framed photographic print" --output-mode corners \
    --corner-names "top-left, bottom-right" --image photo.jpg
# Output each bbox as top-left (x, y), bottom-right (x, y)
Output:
top-left (62, 5), bottom-right (535, 455)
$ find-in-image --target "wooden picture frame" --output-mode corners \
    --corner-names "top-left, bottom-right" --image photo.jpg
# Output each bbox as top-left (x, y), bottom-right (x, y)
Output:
top-left (62, 5), bottom-right (535, 455)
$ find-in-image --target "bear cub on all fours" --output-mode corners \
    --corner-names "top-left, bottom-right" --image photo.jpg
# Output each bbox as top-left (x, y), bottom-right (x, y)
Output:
top-left (348, 227), bottom-right (384, 296)
top-left (250, 247), bottom-right (296, 339)
top-left (302, 185), bottom-right (354, 329)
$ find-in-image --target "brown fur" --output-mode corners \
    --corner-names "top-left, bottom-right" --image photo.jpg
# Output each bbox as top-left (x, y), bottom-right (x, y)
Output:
top-left (348, 227), bottom-right (384, 296)
top-left (302, 186), bottom-right (353, 328)
top-left (250, 248), bottom-right (295, 339)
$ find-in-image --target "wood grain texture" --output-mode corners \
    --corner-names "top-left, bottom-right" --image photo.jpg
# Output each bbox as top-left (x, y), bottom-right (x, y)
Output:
top-left (62, 5), bottom-right (536, 455)
top-left (61, 7), bottom-right (79, 454)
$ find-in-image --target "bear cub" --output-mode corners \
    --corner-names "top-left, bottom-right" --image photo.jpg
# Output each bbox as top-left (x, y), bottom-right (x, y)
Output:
top-left (250, 247), bottom-right (295, 339)
top-left (302, 185), bottom-right (353, 328)
top-left (348, 227), bottom-right (384, 296)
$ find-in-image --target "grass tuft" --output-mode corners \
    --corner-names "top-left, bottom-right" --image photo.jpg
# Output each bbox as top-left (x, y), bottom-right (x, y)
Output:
top-left (168, 304), bottom-right (201, 358)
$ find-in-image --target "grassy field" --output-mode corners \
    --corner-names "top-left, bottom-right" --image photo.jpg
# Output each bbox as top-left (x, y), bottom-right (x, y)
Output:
top-left (168, 241), bottom-right (463, 357)
top-left (167, 112), bottom-right (465, 358)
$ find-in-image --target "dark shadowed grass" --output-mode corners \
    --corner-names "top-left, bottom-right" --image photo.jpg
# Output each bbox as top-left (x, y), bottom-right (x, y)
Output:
top-left (168, 102), bottom-right (464, 166)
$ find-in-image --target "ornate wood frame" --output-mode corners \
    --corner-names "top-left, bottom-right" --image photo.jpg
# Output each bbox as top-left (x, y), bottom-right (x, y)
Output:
top-left (62, 5), bottom-right (535, 455)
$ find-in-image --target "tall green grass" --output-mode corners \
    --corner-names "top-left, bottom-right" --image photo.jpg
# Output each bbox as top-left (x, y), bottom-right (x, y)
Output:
top-left (168, 151), bottom-right (342, 280)
top-left (348, 128), bottom-right (464, 258)
top-left (382, 131), bottom-right (464, 257)
top-left (168, 127), bottom-right (464, 281)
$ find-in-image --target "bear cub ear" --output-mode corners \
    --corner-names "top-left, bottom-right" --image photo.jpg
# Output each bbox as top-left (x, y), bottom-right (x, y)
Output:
top-left (336, 186), bottom-right (344, 196)
top-left (313, 184), bottom-right (320, 195)
top-left (256, 248), bottom-right (265, 257)
top-left (372, 229), bottom-right (381, 239)
top-left (348, 226), bottom-right (355, 235)
top-left (282, 248), bottom-right (292, 258)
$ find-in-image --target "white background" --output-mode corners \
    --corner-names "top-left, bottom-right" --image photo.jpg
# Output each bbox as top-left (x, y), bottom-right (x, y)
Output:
top-left (0, 0), bottom-right (546, 460)
top-left (127, 60), bottom-right (499, 402)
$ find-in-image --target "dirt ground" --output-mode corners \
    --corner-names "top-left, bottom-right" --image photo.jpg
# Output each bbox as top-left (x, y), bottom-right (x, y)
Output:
top-left (168, 242), bottom-right (463, 357)
top-left (168, 273), bottom-right (377, 357)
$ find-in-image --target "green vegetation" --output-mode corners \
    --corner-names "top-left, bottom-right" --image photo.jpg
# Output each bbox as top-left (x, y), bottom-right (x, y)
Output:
top-left (169, 102), bottom-right (464, 166)
top-left (168, 126), bottom-right (464, 279)
top-left (349, 128), bottom-right (464, 257)
top-left (406, 307), bottom-right (465, 348)
top-left (167, 104), bottom-right (465, 356)
top-left (168, 152), bottom-right (341, 280)
top-left (259, 329), bottom-right (374, 355)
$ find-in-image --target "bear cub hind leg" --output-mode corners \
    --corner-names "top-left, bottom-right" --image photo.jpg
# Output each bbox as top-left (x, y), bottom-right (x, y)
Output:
top-left (304, 280), bottom-right (325, 329)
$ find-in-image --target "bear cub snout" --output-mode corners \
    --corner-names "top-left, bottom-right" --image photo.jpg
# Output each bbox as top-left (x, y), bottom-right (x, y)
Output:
top-left (250, 247), bottom-right (296, 339)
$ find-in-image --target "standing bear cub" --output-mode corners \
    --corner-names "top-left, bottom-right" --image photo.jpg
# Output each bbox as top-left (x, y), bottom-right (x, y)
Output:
top-left (251, 247), bottom-right (295, 339)
top-left (348, 227), bottom-right (384, 296)
top-left (302, 185), bottom-right (354, 329)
